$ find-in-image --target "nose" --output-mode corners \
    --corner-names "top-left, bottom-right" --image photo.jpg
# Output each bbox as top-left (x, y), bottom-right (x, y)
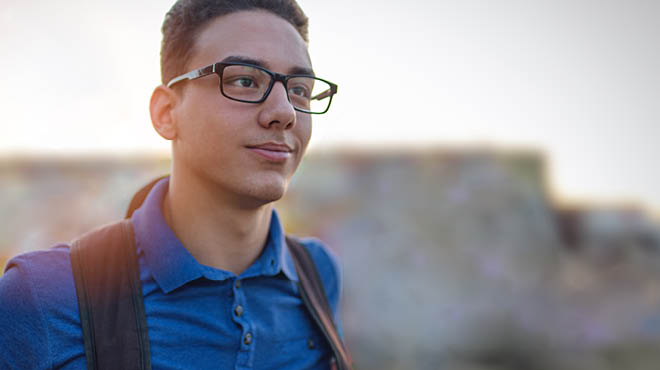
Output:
top-left (257, 81), bottom-right (296, 130)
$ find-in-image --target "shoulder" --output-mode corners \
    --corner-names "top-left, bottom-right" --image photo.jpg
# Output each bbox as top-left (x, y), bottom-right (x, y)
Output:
top-left (2, 243), bottom-right (75, 295)
top-left (296, 237), bottom-right (342, 281)
top-left (292, 237), bottom-right (343, 315)
top-left (0, 244), bottom-right (78, 368)
top-left (1, 243), bottom-right (78, 317)
top-left (2, 243), bottom-right (75, 302)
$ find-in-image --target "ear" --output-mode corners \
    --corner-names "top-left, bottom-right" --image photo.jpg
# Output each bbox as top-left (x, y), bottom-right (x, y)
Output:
top-left (150, 85), bottom-right (178, 140)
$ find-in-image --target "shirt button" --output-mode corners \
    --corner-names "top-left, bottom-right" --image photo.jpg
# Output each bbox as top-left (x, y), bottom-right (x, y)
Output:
top-left (244, 332), bottom-right (252, 345)
top-left (307, 338), bottom-right (315, 349)
top-left (235, 280), bottom-right (241, 289)
top-left (234, 305), bottom-right (244, 317)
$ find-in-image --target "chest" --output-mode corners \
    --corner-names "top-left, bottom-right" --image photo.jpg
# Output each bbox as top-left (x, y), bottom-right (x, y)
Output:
top-left (141, 275), bottom-right (331, 370)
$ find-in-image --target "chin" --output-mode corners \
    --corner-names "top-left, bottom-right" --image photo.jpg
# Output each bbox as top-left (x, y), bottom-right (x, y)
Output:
top-left (240, 174), bottom-right (289, 205)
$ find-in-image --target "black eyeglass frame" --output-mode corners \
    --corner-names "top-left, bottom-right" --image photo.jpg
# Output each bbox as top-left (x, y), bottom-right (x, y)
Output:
top-left (166, 61), bottom-right (338, 114)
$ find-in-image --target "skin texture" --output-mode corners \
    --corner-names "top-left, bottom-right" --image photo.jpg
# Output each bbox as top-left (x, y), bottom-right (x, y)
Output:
top-left (149, 10), bottom-right (313, 274)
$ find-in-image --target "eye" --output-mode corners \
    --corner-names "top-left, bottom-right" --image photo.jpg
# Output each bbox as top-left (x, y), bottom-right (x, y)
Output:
top-left (289, 85), bottom-right (311, 98)
top-left (231, 76), bottom-right (257, 88)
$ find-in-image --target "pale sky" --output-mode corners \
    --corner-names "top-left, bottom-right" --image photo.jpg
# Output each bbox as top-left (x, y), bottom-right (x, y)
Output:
top-left (1, 0), bottom-right (659, 212)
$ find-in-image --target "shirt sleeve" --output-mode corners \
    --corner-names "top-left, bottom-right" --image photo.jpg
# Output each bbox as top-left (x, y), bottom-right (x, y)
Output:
top-left (0, 254), bottom-right (52, 370)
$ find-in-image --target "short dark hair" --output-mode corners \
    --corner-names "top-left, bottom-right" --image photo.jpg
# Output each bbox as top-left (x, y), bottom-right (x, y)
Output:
top-left (160, 0), bottom-right (309, 84)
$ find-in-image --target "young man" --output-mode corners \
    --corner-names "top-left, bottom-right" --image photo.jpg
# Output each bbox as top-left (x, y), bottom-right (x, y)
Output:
top-left (0, 1), bottom-right (348, 369)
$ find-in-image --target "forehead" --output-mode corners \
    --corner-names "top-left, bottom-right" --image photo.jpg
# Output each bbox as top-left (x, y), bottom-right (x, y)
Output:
top-left (190, 10), bottom-right (311, 73)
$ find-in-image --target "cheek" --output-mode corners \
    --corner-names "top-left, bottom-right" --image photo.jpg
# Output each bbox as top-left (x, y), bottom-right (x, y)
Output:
top-left (177, 95), bottom-right (245, 145)
top-left (297, 117), bottom-right (313, 151)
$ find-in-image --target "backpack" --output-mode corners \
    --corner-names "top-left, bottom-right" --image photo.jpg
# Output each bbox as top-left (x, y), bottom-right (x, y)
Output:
top-left (69, 178), bottom-right (352, 370)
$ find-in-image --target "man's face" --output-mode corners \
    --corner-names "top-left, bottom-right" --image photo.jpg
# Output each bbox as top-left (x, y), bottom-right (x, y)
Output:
top-left (170, 10), bottom-right (313, 207)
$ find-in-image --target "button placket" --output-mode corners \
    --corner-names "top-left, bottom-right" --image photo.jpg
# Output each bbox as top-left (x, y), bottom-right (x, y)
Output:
top-left (232, 277), bottom-right (255, 368)
top-left (232, 278), bottom-right (246, 322)
top-left (234, 304), bottom-right (244, 317)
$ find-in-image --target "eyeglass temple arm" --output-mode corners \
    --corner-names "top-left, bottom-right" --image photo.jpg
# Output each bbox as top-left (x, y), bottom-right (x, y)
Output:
top-left (166, 64), bottom-right (216, 88)
top-left (310, 84), bottom-right (338, 101)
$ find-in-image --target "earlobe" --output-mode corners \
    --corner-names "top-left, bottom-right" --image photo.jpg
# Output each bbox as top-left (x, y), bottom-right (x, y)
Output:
top-left (150, 85), bottom-right (178, 140)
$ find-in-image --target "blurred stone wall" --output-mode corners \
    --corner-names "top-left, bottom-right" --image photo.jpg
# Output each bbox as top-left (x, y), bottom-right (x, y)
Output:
top-left (1, 150), bottom-right (660, 370)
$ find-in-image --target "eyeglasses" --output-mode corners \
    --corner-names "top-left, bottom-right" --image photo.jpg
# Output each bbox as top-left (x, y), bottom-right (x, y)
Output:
top-left (166, 62), bottom-right (338, 114)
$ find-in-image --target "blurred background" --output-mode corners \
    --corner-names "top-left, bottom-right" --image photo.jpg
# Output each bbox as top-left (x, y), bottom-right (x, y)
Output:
top-left (2, 0), bottom-right (660, 369)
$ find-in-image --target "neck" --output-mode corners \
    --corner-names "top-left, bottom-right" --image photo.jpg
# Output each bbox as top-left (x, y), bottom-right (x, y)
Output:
top-left (162, 172), bottom-right (274, 275)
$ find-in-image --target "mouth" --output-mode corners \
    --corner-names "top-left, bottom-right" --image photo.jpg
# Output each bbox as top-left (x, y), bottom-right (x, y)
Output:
top-left (245, 142), bottom-right (294, 162)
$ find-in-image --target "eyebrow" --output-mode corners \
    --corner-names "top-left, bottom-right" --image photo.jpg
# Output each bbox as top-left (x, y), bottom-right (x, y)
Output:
top-left (220, 55), bottom-right (315, 76)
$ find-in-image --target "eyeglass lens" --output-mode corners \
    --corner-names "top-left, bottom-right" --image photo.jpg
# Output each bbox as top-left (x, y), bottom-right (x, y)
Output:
top-left (220, 65), bottom-right (332, 113)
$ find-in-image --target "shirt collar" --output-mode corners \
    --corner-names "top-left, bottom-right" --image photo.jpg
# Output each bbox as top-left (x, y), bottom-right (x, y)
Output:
top-left (229, 210), bottom-right (298, 282)
top-left (131, 176), bottom-right (297, 294)
top-left (266, 210), bottom-right (298, 282)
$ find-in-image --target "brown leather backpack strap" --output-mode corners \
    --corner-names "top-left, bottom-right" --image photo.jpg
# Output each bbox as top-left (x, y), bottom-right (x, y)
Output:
top-left (285, 236), bottom-right (353, 370)
top-left (125, 176), bottom-right (168, 219)
top-left (70, 220), bottom-right (151, 370)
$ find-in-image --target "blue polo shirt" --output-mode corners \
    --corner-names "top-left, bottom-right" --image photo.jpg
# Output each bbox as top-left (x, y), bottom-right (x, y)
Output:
top-left (0, 177), bottom-right (342, 369)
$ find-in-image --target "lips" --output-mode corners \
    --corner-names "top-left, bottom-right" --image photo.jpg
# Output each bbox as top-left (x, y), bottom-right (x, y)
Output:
top-left (246, 142), bottom-right (294, 162)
